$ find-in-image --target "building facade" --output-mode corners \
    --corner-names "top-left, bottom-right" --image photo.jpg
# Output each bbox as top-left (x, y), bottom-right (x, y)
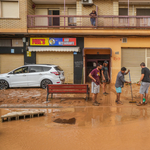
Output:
top-left (1, 0), bottom-right (150, 84)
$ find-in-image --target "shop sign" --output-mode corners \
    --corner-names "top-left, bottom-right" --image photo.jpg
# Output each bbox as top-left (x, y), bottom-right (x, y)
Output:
top-left (30, 38), bottom-right (76, 46)
top-left (27, 51), bottom-right (31, 57)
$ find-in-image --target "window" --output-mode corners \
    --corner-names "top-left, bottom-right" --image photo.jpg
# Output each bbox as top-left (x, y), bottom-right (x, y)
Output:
top-left (12, 39), bottom-right (23, 47)
top-left (14, 67), bottom-right (28, 74)
top-left (54, 66), bottom-right (63, 71)
top-left (43, 67), bottom-right (51, 72)
top-left (0, 40), bottom-right (11, 47)
top-left (1, 1), bottom-right (19, 18)
top-left (29, 66), bottom-right (43, 73)
top-left (119, 8), bottom-right (128, 16)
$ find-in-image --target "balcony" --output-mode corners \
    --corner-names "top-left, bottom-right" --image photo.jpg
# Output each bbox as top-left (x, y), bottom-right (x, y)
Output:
top-left (27, 15), bottom-right (150, 29)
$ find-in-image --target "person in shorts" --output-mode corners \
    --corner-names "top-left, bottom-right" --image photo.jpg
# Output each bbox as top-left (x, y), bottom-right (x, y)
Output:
top-left (101, 60), bottom-right (110, 95)
top-left (115, 67), bottom-right (130, 104)
top-left (137, 62), bottom-right (150, 106)
top-left (89, 63), bottom-right (102, 106)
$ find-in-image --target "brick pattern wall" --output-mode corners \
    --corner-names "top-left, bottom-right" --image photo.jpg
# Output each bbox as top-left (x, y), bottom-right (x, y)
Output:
top-left (27, 0), bottom-right (35, 15)
top-left (0, 0), bottom-right (27, 31)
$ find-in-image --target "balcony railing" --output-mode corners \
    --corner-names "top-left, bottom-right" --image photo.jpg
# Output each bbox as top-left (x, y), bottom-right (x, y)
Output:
top-left (27, 15), bottom-right (150, 28)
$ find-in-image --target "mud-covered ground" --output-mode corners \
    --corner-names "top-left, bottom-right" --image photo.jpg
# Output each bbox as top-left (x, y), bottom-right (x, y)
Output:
top-left (0, 83), bottom-right (143, 106)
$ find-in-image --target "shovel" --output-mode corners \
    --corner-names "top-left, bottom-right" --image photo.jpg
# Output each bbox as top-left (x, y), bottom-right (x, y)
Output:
top-left (129, 71), bottom-right (136, 103)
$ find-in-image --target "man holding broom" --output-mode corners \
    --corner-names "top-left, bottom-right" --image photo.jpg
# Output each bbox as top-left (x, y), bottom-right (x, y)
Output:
top-left (115, 67), bottom-right (131, 104)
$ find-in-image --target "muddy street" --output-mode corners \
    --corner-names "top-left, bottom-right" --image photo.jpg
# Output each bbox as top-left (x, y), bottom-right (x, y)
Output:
top-left (0, 84), bottom-right (150, 150)
top-left (1, 106), bottom-right (150, 150)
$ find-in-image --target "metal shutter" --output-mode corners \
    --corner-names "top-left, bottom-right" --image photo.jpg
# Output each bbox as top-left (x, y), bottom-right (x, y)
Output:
top-left (0, 54), bottom-right (24, 74)
top-left (36, 52), bottom-right (74, 83)
top-left (121, 48), bottom-right (145, 83)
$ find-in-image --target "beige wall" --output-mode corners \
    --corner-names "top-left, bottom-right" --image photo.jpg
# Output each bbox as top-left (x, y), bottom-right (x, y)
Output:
top-left (0, 0), bottom-right (27, 33)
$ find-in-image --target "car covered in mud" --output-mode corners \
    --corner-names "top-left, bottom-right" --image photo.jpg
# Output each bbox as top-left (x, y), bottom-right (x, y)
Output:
top-left (0, 64), bottom-right (65, 89)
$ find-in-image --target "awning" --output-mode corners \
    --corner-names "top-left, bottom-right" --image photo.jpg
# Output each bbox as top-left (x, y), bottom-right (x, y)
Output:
top-left (28, 47), bottom-right (80, 52)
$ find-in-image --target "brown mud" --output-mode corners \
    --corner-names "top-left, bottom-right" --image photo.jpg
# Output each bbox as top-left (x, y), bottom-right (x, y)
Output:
top-left (0, 84), bottom-right (143, 107)
top-left (1, 106), bottom-right (150, 150)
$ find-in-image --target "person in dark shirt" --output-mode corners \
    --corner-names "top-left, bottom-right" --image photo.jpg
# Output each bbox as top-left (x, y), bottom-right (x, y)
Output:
top-left (89, 10), bottom-right (97, 26)
top-left (101, 60), bottom-right (110, 95)
top-left (115, 67), bottom-right (130, 104)
top-left (89, 63), bottom-right (102, 106)
top-left (137, 62), bottom-right (150, 106)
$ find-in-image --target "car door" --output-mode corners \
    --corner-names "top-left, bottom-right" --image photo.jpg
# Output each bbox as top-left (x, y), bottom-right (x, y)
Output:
top-left (27, 66), bottom-right (43, 86)
top-left (9, 66), bottom-right (28, 87)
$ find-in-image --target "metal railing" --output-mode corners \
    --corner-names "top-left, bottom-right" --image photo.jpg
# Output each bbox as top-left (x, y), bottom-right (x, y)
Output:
top-left (27, 15), bottom-right (150, 28)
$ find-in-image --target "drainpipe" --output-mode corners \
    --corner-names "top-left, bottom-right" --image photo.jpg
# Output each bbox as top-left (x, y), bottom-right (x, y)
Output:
top-left (64, 0), bottom-right (66, 27)
top-left (128, 0), bottom-right (129, 26)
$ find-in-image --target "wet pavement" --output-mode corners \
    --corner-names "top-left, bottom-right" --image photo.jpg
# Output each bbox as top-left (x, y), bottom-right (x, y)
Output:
top-left (1, 106), bottom-right (150, 150)
top-left (1, 84), bottom-right (150, 150)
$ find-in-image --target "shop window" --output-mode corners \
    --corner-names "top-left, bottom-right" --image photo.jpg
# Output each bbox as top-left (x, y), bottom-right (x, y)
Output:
top-left (1, 1), bottom-right (19, 18)
top-left (12, 39), bottom-right (23, 47)
top-left (0, 39), bottom-right (11, 47)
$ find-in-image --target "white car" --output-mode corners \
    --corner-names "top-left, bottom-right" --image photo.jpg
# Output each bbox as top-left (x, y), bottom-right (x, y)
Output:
top-left (0, 64), bottom-right (65, 89)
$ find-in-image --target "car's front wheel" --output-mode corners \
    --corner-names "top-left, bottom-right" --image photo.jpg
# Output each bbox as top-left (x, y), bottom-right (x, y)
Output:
top-left (0, 80), bottom-right (9, 90)
top-left (41, 79), bottom-right (52, 89)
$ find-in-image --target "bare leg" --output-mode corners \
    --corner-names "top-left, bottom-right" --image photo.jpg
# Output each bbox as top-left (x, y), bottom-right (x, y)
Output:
top-left (92, 93), bottom-right (98, 103)
top-left (117, 93), bottom-right (120, 101)
top-left (145, 93), bottom-right (148, 103)
top-left (140, 94), bottom-right (143, 104)
top-left (103, 82), bottom-right (106, 93)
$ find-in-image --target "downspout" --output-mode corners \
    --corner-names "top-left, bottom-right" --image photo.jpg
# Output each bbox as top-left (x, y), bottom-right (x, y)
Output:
top-left (64, 0), bottom-right (66, 27)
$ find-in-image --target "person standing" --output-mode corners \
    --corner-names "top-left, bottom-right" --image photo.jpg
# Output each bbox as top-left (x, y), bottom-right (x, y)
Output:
top-left (137, 62), bottom-right (150, 106)
top-left (101, 61), bottom-right (110, 95)
top-left (89, 10), bottom-right (97, 26)
top-left (89, 63), bottom-right (103, 106)
top-left (115, 67), bottom-right (130, 104)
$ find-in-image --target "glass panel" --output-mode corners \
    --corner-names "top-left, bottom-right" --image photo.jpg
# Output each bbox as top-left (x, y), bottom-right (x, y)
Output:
top-left (43, 67), bottom-right (51, 72)
top-left (54, 66), bottom-right (63, 71)
top-left (29, 66), bottom-right (43, 73)
top-left (14, 67), bottom-right (28, 74)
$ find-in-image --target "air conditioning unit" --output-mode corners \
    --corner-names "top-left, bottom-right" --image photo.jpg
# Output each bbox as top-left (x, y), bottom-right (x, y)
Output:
top-left (82, 0), bottom-right (93, 5)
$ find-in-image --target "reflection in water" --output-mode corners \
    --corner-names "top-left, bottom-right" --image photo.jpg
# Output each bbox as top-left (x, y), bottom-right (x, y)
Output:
top-left (1, 107), bottom-right (150, 150)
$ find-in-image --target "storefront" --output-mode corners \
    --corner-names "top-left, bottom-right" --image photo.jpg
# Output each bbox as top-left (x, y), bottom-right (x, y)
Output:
top-left (0, 38), bottom-right (25, 74)
top-left (28, 37), bottom-right (84, 84)
top-left (84, 37), bottom-right (150, 84)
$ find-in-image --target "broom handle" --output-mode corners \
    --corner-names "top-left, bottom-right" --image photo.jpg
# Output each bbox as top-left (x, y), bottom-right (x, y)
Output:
top-left (129, 71), bottom-right (133, 101)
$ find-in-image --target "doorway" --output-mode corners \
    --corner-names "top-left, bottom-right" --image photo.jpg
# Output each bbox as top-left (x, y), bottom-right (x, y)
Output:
top-left (48, 10), bottom-right (60, 26)
top-left (86, 55), bottom-right (110, 83)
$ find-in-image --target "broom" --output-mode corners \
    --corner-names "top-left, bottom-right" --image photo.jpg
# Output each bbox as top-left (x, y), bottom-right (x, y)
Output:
top-left (129, 71), bottom-right (136, 103)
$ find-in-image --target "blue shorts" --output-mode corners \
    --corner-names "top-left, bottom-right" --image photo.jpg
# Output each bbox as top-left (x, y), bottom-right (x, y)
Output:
top-left (116, 87), bottom-right (122, 93)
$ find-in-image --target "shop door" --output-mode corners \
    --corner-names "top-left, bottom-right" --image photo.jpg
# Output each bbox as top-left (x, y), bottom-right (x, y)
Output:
top-left (86, 55), bottom-right (110, 83)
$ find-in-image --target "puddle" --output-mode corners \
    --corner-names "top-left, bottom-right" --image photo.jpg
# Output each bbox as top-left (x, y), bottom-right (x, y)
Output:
top-left (53, 118), bottom-right (76, 124)
top-left (1, 106), bottom-right (150, 150)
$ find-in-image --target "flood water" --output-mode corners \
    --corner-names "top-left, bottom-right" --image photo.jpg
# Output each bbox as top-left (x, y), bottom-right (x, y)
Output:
top-left (1, 106), bottom-right (150, 150)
